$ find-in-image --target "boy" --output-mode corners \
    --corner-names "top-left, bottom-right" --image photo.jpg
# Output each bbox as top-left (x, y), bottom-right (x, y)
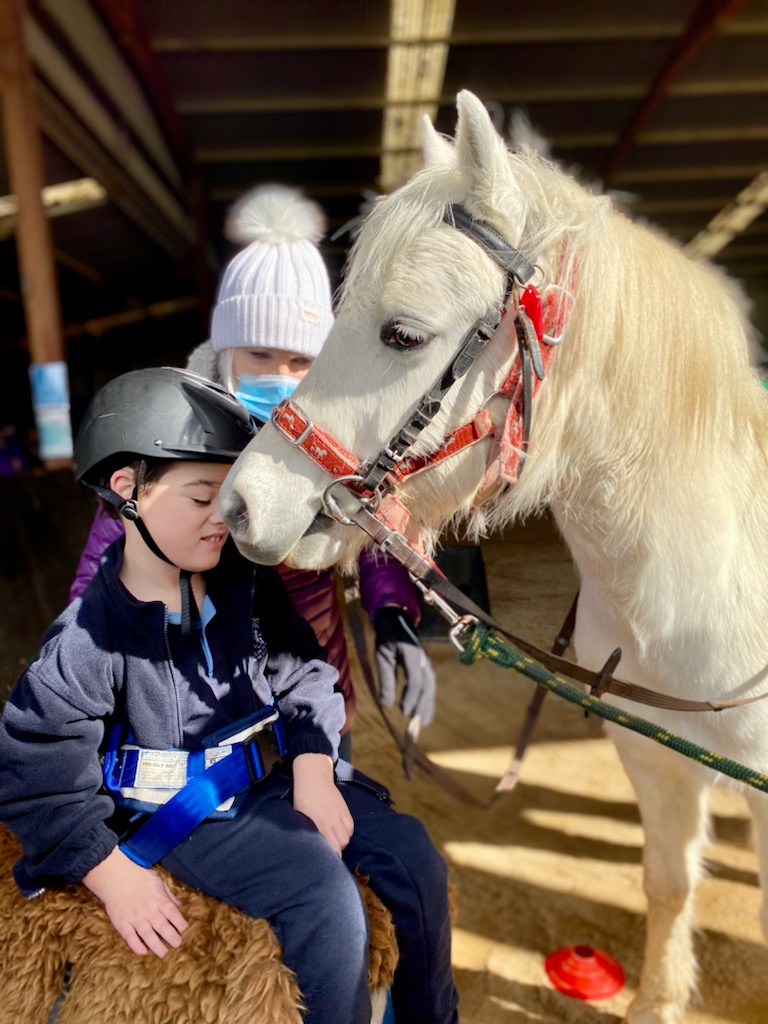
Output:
top-left (0, 368), bottom-right (458, 1024)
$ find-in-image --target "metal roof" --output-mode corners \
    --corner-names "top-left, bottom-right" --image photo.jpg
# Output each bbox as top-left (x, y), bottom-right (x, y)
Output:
top-left (2, 0), bottom-right (767, 427)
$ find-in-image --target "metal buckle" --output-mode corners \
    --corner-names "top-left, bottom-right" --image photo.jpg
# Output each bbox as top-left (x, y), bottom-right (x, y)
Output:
top-left (481, 388), bottom-right (504, 412)
top-left (272, 399), bottom-right (313, 447)
top-left (383, 445), bottom-right (406, 464)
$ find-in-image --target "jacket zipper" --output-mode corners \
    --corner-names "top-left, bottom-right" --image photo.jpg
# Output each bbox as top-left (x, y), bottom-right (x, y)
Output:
top-left (162, 608), bottom-right (184, 746)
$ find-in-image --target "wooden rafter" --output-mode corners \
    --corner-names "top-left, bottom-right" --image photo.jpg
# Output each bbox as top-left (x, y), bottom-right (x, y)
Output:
top-left (601, 0), bottom-right (750, 181)
top-left (93, 0), bottom-right (192, 173)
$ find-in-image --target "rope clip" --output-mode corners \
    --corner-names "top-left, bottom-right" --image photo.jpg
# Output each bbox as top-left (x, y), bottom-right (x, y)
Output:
top-left (411, 576), bottom-right (479, 651)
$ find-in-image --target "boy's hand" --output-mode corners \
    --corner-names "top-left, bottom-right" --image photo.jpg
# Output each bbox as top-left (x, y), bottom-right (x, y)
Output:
top-left (292, 752), bottom-right (354, 855)
top-left (83, 846), bottom-right (188, 957)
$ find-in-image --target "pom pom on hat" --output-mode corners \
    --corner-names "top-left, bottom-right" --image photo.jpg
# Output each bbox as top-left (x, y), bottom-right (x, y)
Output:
top-left (225, 183), bottom-right (327, 247)
top-left (211, 184), bottom-right (334, 357)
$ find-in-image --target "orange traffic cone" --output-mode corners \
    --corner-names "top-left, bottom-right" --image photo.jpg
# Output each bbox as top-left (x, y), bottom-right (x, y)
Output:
top-left (544, 944), bottom-right (625, 1000)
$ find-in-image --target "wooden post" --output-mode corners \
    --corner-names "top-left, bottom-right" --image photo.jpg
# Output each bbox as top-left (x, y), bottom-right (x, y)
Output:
top-left (0, 0), bottom-right (72, 469)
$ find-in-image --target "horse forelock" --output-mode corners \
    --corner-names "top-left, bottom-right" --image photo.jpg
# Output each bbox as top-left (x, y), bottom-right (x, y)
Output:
top-left (340, 167), bottom-right (461, 302)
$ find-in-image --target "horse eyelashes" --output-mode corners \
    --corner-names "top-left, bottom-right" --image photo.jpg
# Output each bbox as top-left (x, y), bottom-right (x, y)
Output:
top-left (380, 322), bottom-right (429, 351)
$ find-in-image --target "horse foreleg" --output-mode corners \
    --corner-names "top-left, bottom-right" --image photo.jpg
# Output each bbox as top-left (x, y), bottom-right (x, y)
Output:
top-left (609, 728), bottom-right (712, 1024)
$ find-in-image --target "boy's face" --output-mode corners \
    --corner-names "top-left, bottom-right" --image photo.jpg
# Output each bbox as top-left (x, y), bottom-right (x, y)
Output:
top-left (136, 461), bottom-right (232, 573)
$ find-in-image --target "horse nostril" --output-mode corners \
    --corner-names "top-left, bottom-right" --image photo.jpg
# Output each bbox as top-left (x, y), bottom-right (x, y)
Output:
top-left (223, 491), bottom-right (249, 538)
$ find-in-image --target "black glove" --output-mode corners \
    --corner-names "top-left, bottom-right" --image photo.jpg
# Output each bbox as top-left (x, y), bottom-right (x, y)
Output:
top-left (373, 606), bottom-right (436, 727)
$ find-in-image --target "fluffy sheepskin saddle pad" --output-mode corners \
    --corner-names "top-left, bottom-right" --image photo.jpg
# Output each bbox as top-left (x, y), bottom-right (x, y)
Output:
top-left (0, 825), bottom-right (398, 1024)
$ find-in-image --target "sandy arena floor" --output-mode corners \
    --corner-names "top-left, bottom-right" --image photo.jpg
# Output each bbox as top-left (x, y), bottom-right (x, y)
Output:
top-left (346, 514), bottom-right (768, 1024)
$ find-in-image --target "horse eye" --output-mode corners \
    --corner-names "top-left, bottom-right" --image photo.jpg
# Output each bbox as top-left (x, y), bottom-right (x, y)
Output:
top-left (380, 321), bottom-right (429, 351)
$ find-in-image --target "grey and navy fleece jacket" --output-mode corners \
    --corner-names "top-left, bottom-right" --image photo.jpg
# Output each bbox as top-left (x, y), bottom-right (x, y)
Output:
top-left (0, 539), bottom-right (343, 892)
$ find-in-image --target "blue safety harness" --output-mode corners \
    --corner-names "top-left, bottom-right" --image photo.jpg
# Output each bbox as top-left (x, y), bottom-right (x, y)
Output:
top-left (103, 707), bottom-right (286, 868)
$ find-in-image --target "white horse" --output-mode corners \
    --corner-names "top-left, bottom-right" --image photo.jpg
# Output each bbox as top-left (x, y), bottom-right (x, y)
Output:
top-left (221, 90), bottom-right (768, 1023)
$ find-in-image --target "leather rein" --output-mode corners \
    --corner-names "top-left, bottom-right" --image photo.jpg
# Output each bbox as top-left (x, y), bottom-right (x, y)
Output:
top-left (270, 205), bottom-right (768, 717)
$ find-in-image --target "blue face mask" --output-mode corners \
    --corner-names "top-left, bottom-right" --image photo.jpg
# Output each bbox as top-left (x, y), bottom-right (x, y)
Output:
top-left (234, 375), bottom-right (299, 424)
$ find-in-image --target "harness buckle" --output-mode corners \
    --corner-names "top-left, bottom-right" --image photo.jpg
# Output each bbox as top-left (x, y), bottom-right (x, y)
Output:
top-left (272, 398), bottom-right (313, 447)
top-left (213, 708), bottom-right (286, 784)
top-left (587, 648), bottom-right (623, 702)
top-left (383, 445), bottom-right (406, 464)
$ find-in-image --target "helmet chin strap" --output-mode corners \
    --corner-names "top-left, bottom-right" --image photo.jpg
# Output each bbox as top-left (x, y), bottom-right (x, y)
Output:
top-left (89, 469), bottom-right (200, 637)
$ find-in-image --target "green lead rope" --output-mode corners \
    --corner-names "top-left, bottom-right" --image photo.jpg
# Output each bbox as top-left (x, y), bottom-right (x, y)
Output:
top-left (460, 623), bottom-right (768, 795)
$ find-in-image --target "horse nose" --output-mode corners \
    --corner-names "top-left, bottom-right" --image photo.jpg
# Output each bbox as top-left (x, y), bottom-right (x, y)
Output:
top-left (222, 489), bottom-right (249, 539)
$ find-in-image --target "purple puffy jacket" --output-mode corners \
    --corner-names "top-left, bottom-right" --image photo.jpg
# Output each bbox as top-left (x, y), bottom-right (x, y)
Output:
top-left (69, 506), bottom-right (420, 733)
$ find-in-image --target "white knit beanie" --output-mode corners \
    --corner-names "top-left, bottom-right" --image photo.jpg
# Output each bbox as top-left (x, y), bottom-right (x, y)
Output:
top-left (210, 184), bottom-right (334, 357)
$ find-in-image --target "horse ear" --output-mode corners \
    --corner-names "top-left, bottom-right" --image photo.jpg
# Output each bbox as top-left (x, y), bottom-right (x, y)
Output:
top-left (455, 90), bottom-right (510, 180)
top-left (421, 115), bottom-right (454, 168)
top-left (454, 90), bottom-right (525, 243)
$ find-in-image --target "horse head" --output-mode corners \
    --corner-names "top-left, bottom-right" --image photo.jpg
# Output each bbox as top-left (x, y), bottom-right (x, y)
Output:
top-left (220, 92), bottom-right (555, 568)
top-left (221, 89), bottom-right (754, 573)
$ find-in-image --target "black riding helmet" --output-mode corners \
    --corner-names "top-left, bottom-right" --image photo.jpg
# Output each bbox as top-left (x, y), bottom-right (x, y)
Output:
top-left (74, 367), bottom-right (255, 633)
top-left (74, 366), bottom-right (254, 487)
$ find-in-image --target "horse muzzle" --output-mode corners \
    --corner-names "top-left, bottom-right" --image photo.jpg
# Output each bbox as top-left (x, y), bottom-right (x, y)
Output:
top-left (222, 483), bottom-right (354, 570)
top-left (220, 484), bottom-right (295, 566)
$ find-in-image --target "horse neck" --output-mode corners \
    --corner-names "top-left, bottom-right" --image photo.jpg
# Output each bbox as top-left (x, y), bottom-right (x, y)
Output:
top-left (494, 211), bottom-right (765, 614)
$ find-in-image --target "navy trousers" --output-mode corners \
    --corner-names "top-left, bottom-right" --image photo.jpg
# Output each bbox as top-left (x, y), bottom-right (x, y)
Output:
top-left (161, 766), bottom-right (458, 1024)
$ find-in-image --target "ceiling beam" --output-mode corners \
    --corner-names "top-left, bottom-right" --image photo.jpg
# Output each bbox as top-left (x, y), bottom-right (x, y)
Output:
top-left (708, 241), bottom-right (768, 258)
top-left (92, 0), bottom-right (192, 175)
top-left (62, 295), bottom-right (199, 340)
top-left (93, 0), bottom-right (218, 317)
top-left (713, 263), bottom-right (768, 278)
top-left (632, 196), bottom-right (735, 213)
top-left (686, 170), bottom-right (768, 258)
top-left (0, 180), bottom-right (128, 299)
top-left (35, 77), bottom-right (189, 258)
top-left (660, 222), bottom-right (768, 238)
top-left (26, 15), bottom-right (192, 256)
top-left (0, 177), bottom-right (108, 239)
top-left (613, 163), bottom-right (768, 184)
top-left (40, 0), bottom-right (183, 189)
top-left (148, 17), bottom-right (768, 53)
top-left (674, 76), bottom-right (768, 95)
top-left (6, 293), bottom-right (200, 350)
top-left (556, 125), bottom-right (768, 148)
top-left (601, 0), bottom-right (750, 181)
top-left (192, 131), bottom-right (768, 167)
top-left (208, 184), bottom-right (375, 203)
top-left (194, 143), bottom-right (384, 164)
top-left (175, 74), bottom-right (768, 117)
top-left (379, 0), bottom-right (456, 192)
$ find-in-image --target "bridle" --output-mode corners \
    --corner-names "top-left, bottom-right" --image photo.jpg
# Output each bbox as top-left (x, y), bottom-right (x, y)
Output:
top-left (270, 204), bottom-right (560, 553)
